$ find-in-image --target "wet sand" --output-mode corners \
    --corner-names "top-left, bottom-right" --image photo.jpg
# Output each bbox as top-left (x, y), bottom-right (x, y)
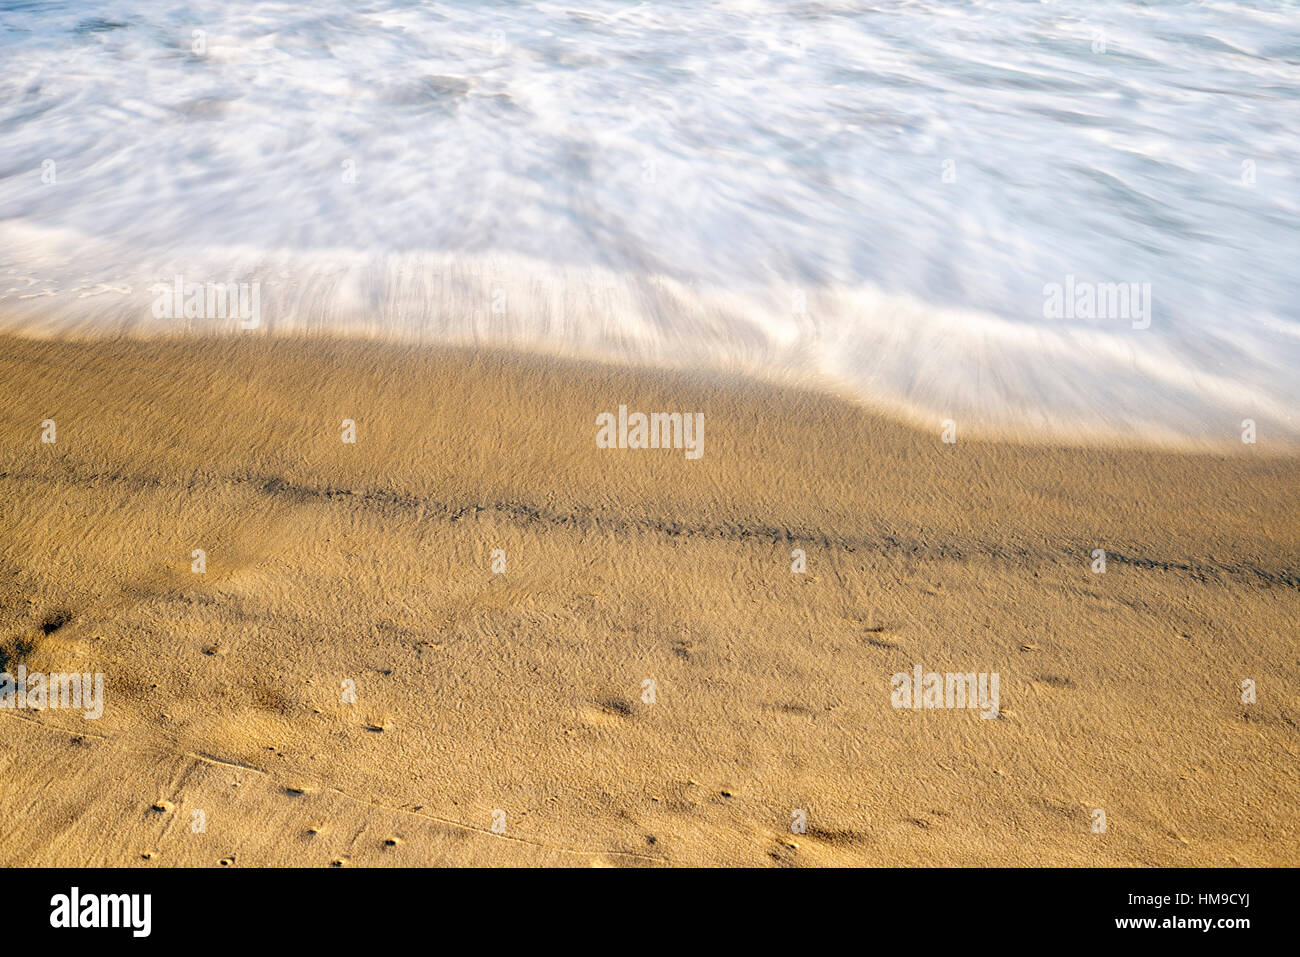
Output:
top-left (0, 333), bottom-right (1296, 866)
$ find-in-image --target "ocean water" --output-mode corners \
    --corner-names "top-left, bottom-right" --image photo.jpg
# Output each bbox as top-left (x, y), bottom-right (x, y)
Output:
top-left (1, 0), bottom-right (1298, 444)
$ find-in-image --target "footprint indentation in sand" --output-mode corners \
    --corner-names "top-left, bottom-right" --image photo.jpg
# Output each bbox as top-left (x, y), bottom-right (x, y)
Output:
top-left (906, 811), bottom-right (950, 830)
top-left (1033, 675), bottom-right (1074, 689)
top-left (0, 635), bottom-right (36, 672)
top-left (760, 701), bottom-right (816, 716)
top-left (0, 608), bottom-right (66, 669)
top-left (578, 699), bottom-right (635, 728)
top-left (806, 825), bottom-right (871, 847)
top-left (40, 610), bottom-right (74, 635)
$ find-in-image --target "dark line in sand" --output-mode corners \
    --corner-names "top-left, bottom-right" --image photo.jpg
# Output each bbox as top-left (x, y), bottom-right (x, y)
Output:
top-left (2, 462), bottom-right (1297, 592)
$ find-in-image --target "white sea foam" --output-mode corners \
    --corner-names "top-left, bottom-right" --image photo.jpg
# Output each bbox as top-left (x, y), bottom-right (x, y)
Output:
top-left (1, 1), bottom-right (1297, 445)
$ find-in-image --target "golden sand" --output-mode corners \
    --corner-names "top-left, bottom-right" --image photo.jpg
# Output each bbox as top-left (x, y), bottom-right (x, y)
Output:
top-left (0, 334), bottom-right (1295, 866)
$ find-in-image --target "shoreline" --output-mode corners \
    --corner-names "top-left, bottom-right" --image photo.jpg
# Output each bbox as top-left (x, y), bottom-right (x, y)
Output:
top-left (0, 321), bottom-right (1295, 456)
top-left (0, 332), bottom-right (1296, 866)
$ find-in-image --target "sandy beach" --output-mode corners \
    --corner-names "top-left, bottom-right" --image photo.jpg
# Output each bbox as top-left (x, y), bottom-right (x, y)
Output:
top-left (0, 333), bottom-right (1294, 867)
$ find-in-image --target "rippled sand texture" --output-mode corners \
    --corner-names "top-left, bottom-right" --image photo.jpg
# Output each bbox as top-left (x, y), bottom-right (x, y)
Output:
top-left (0, 335), bottom-right (1295, 866)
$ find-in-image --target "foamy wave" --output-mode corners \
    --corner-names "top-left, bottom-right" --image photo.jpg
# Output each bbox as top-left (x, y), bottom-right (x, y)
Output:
top-left (2, 1), bottom-right (1298, 447)
top-left (3, 223), bottom-right (1295, 448)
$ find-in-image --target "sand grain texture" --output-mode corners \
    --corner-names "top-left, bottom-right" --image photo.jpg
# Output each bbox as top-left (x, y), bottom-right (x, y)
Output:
top-left (0, 335), bottom-right (1296, 866)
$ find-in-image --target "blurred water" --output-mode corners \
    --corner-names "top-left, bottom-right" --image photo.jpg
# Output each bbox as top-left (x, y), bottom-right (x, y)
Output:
top-left (1, 0), bottom-right (1298, 443)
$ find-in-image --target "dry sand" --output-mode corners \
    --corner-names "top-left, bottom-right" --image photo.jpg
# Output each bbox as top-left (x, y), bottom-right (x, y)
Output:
top-left (0, 333), bottom-right (1295, 866)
